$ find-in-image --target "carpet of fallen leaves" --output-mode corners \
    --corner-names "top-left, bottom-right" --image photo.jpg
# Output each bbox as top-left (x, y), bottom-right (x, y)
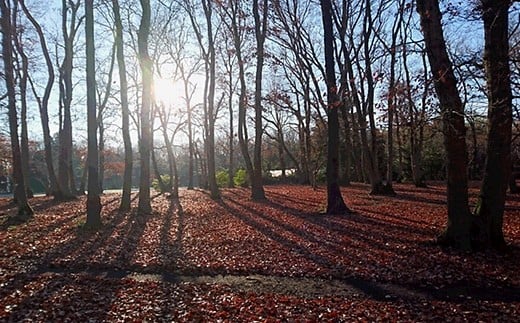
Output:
top-left (0, 182), bottom-right (519, 321)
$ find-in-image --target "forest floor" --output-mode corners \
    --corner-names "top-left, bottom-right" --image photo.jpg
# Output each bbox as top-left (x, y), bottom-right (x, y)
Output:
top-left (0, 182), bottom-right (519, 321)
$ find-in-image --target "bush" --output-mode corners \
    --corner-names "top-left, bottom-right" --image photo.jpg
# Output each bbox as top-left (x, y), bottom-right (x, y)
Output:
top-left (152, 174), bottom-right (170, 192)
top-left (233, 169), bottom-right (249, 187)
top-left (216, 170), bottom-right (229, 188)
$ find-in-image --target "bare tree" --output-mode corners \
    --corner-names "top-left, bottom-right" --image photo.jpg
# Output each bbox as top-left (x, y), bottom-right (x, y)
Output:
top-left (10, 1), bottom-right (34, 200)
top-left (182, 0), bottom-right (220, 199)
top-left (111, 0), bottom-right (133, 211)
top-left (58, 0), bottom-right (82, 199)
top-left (249, 0), bottom-right (268, 200)
top-left (1, 0), bottom-right (33, 218)
top-left (138, 0), bottom-right (153, 213)
top-left (321, 0), bottom-right (349, 214)
top-left (19, 0), bottom-right (62, 198)
top-left (473, 0), bottom-right (512, 250)
top-left (85, 0), bottom-right (102, 227)
top-left (417, 0), bottom-right (471, 250)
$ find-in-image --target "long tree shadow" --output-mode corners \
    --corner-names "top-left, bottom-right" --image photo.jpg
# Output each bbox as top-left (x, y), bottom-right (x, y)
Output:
top-left (220, 189), bottom-right (520, 303)
top-left (158, 196), bottom-right (184, 270)
top-left (0, 192), bottom-right (153, 321)
top-left (218, 198), bottom-right (400, 302)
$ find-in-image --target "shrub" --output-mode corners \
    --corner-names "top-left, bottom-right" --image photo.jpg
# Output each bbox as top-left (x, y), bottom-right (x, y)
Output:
top-left (152, 174), bottom-right (170, 192)
top-left (216, 170), bottom-right (229, 188)
top-left (233, 169), bottom-right (249, 187)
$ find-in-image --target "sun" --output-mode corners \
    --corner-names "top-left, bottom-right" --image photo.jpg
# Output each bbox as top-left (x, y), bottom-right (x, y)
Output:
top-left (153, 77), bottom-right (179, 107)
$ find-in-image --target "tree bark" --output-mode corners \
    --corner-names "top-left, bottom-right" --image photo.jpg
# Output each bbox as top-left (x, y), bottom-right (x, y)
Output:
top-left (417, 0), bottom-right (471, 250)
top-left (19, 0), bottom-right (62, 198)
top-left (85, 0), bottom-right (102, 228)
top-left (320, 0), bottom-right (349, 215)
top-left (202, 0), bottom-right (220, 199)
top-left (112, 0), bottom-right (133, 211)
top-left (250, 0), bottom-right (267, 200)
top-left (1, 0), bottom-right (33, 218)
top-left (58, 0), bottom-right (80, 199)
top-left (138, 0), bottom-right (153, 213)
top-left (472, 0), bottom-right (512, 250)
top-left (12, 2), bottom-right (33, 198)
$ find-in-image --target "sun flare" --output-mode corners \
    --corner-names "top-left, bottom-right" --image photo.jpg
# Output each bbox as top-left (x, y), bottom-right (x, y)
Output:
top-left (153, 77), bottom-right (179, 107)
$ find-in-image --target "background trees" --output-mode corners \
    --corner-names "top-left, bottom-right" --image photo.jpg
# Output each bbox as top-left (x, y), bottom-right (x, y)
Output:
top-left (0, 0), bottom-right (518, 249)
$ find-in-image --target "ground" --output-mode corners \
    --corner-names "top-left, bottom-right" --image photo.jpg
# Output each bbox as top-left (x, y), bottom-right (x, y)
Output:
top-left (0, 183), bottom-right (519, 321)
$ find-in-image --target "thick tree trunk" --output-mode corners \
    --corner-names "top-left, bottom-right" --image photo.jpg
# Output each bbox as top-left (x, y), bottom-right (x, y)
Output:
top-left (417, 0), bottom-right (471, 250)
top-left (112, 0), bottom-right (133, 211)
top-left (85, 0), bottom-right (102, 228)
top-left (472, 0), bottom-right (512, 251)
top-left (321, 0), bottom-right (349, 215)
top-left (1, 0), bottom-right (33, 218)
top-left (138, 0), bottom-right (153, 213)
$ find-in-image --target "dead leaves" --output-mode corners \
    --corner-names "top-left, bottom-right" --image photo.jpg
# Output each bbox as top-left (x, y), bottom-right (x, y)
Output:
top-left (0, 183), bottom-right (519, 321)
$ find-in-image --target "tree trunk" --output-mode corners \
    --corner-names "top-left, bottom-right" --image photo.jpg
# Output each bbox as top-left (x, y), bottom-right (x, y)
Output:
top-left (228, 74), bottom-right (235, 188)
top-left (1, 0), bottom-right (33, 218)
top-left (187, 103), bottom-right (194, 190)
top-left (85, 0), bottom-right (102, 228)
top-left (472, 0), bottom-right (512, 251)
top-left (251, 0), bottom-right (267, 200)
top-left (98, 119), bottom-right (105, 193)
top-left (19, 0), bottom-right (62, 198)
top-left (138, 0), bottom-right (153, 213)
top-left (417, 0), bottom-right (471, 250)
top-left (112, 0), bottom-right (133, 211)
top-left (230, 1), bottom-right (255, 192)
top-left (384, 1), bottom-right (405, 194)
top-left (12, 2), bottom-right (33, 198)
top-left (58, 0), bottom-right (80, 199)
top-left (339, 102), bottom-right (352, 186)
top-left (201, 0), bottom-right (220, 199)
top-left (321, 0), bottom-right (349, 215)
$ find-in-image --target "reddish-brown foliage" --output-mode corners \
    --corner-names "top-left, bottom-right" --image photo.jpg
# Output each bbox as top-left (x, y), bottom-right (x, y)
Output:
top-left (0, 183), bottom-right (518, 321)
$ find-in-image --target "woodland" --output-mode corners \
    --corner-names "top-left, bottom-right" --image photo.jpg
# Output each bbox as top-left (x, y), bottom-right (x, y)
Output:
top-left (1, 0), bottom-right (520, 321)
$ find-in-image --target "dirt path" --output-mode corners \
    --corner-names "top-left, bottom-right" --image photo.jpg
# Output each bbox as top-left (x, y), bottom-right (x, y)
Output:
top-left (37, 266), bottom-right (519, 303)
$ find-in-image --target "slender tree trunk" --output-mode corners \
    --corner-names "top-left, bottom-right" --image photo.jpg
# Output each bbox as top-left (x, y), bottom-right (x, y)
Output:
top-left (187, 104), bottom-right (194, 190)
top-left (112, 0), bottom-right (133, 211)
top-left (339, 102), bottom-right (352, 186)
top-left (85, 0), bottom-right (102, 228)
top-left (58, 0), bottom-right (80, 199)
top-left (251, 0), bottom-right (267, 200)
top-left (417, 0), bottom-right (471, 250)
top-left (384, 1), bottom-right (404, 193)
top-left (230, 2), bottom-right (255, 192)
top-left (1, 0), bottom-right (33, 218)
top-left (473, 0), bottom-right (512, 250)
top-left (228, 75), bottom-right (235, 188)
top-left (12, 5), bottom-right (33, 198)
top-left (321, 0), bottom-right (349, 215)
top-left (20, 0), bottom-right (61, 198)
top-left (98, 119), bottom-right (105, 193)
top-left (138, 0), bottom-right (153, 213)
